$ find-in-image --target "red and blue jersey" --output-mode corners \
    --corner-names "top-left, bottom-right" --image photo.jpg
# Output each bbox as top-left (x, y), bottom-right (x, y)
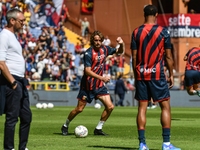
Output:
top-left (110, 57), bottom-right (118, 66)
top-left (81, 45), bottom-right (116, 90)
top-left (185, 47), bottom-right (200, 71)
top-left (131, 24), bottom-right (171, 80)
top-left (117, 56), bottom-right (125, 68)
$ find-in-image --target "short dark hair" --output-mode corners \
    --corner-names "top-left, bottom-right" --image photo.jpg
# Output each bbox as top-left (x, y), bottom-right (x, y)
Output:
top-left (143, 5), bottom-right (157, 17)
top-left (90, 31), bottom-right (104, 46)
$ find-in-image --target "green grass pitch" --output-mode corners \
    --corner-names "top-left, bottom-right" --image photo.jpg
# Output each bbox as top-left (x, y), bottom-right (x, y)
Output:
top-left (0, 106), bottom-right (200, 150)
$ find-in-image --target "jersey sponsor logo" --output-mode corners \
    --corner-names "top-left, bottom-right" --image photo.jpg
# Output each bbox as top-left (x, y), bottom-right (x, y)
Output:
top-left (140, 68), bottom-right (156, 73)
top-left (95, 54), bottom-right (105, 61)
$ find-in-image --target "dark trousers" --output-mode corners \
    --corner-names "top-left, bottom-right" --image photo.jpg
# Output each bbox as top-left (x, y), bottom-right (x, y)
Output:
top-left (4, 80), bottom-right (32, 150)
top-left (76, 75), bottom-right (82, 86)
top-left (117, 93), bottom-right (125, 106)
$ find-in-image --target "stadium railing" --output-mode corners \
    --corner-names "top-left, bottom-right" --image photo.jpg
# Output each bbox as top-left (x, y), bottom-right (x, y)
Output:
top-left (29, 81), bottom-right (70, 91)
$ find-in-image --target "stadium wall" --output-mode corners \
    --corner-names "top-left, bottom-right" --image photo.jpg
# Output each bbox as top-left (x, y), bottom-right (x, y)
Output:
top-left (29, 90), bottom-right (200, 107)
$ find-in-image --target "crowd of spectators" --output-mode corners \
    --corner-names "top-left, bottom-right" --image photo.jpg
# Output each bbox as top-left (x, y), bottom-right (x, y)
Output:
top-left (0, 0), bottom-right (135, 91)
top-left (0, 0), bottom-right (31, 28)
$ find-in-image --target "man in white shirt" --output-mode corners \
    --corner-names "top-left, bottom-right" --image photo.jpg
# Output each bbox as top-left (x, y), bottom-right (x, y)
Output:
top-left (81, 17), bottom-right (90, 40)
top-left (43, 54), bottom-right (53, 70)
top-left (128, 74), bottom-right (135, 86)
top-left (37, 56), bottom-right (45, 76)
top-left (28, 38), bottom-right (37, 51)
top-left (102, 35), bottom-right (111, 46)
top-left (31, 68), bottom-right (41, 81)
top-left (0, 9), bottom-right (32, 150)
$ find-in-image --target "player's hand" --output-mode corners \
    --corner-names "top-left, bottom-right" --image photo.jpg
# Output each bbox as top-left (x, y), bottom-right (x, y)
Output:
top-left (12, 84), bottom-right (17, 90)
top-left (168, 76), bottom-right (174, 89)
top-left (116, 37), bottom-right (123, 44)
top-left (102, 76), bottom-right (110, 83)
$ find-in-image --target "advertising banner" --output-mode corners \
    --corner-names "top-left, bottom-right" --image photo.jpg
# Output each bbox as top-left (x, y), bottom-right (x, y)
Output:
top-left (157, 14), bottom-right (200, 38)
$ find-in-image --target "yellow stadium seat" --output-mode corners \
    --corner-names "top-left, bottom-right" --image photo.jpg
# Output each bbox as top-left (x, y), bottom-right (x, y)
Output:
top-left (64, 28), bottom-right (90, 48)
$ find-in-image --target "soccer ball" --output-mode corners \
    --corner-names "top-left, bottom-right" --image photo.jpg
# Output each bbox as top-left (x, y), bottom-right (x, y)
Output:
top-left (36, 103), bottom-right (42, 109)
top-left (47, 103), bottom-right (54, 109)
top-left (94, 103), bottom-right (101, 109)
top-left (74, 125), bottom-right (88, 138)
top-left (42, 103), bottom-right (48, 109)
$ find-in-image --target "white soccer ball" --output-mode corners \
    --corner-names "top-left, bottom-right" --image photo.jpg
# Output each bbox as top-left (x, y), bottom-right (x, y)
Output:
top-left (94, 103), bottom-right (101, 109)
top-left (36, 103), bottom-right (42, 109)
top-left (42, 103), bottom-right (48, 109)
top-left (47, 103), bottom-right (54, 109)
top-left (74, 125), bottom-right (88, 138)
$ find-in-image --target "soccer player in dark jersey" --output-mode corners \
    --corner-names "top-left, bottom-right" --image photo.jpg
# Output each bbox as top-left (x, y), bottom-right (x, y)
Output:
top-left (131, 5), bottom-right (181, 150)
top-left (184, 47), bottom-right (200, 96)
top-left (61, 31), bottom-right (124, 136)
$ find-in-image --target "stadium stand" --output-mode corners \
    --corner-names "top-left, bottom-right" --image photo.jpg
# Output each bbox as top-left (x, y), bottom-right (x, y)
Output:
top-left (0, 0), bottom-right (134, 92)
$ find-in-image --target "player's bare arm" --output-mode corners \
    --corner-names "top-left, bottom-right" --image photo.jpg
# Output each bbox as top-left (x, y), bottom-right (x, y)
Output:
top-left (116, 37), bottom-right (125, 55)
top-left (131, 49), bottom-right (137, 85)
top-left (85, 67), bottom-right (110, 83)
top-left (0, 61), bottom-right (17, 89)
top-left (165, 48), bottom-right (174, 89)
top-left (105, 55), bottom-right (112, 61)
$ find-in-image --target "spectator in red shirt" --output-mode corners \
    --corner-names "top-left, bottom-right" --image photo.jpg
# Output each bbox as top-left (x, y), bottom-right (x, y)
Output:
top-left (1, 3), bottom-right (6, 27)
top-left (117, 54), bottom-right (125, 75)
top-left (110, 54), bottom-right (118, 78)
top-left (75, 42), bottom-right (81, 54)
top-left (60, 4), bottom-right (70, 24)
top-left (126, 81), bottom-right (134, 91)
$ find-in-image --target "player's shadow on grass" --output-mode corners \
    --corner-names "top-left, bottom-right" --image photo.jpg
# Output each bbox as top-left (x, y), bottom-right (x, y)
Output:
top-left (88, 145), bottom-right (159, 150)
top-left (171, 119), bottom-right (181, 121)
top-left (171, 118), bottom-right (195, 121)
top-left (53, 133), bottom-right (74, 135)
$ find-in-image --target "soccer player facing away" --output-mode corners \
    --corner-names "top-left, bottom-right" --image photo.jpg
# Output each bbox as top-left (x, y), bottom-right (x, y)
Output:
top-left (61, 31), bottom-right (124, 136)
top-left (184, 47), bottom-right (200, 96)
top-left (131, 5), bottom-right (181, 150)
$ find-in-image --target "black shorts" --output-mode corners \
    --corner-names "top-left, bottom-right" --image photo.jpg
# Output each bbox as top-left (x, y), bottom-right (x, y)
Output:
top-left (135, 79), bottom-right (170, 102)
top-left (185, 70), bottom-right (200, 87)
top-left (77, 86), bottom-right (109, 103)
